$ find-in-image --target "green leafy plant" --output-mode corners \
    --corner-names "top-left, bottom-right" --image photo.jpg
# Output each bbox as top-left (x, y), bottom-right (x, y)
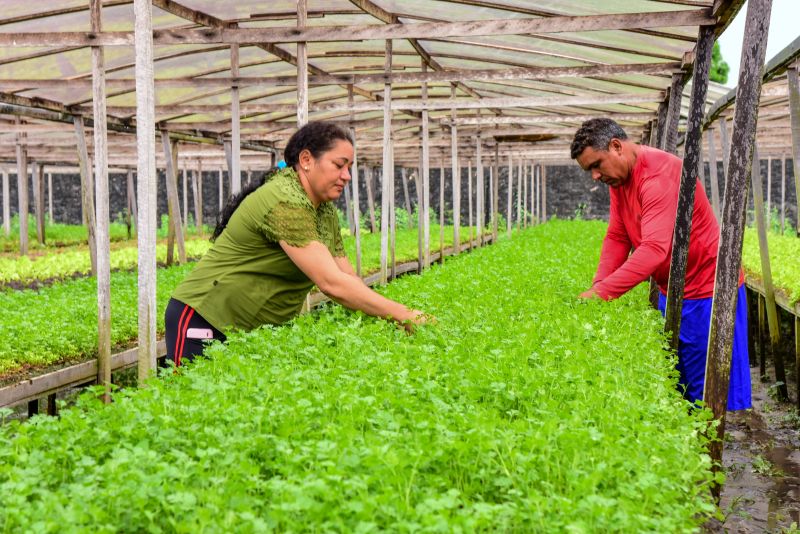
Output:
top-left (0, 220), bottom-right (716, 532)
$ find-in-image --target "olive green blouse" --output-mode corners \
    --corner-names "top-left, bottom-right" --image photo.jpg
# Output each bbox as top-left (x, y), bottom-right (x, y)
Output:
top-left (172, 167), bottom-right (346, 332)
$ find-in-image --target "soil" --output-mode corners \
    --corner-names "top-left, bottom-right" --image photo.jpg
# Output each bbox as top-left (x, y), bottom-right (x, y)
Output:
top-left (709, 348), bottom-right (800, 532)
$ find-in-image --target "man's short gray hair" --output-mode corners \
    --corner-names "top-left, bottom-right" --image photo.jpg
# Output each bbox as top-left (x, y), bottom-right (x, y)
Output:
top-left (570, 118), bottom-right (628, 159)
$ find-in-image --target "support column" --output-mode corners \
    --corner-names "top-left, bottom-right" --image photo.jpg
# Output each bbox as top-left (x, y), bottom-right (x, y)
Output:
top-left (751, 145), bottom-right (787, 400)
top-left (74, 116), bottom-right (97, 273)
top-left (704, 0), bottom-right (773, 498)
top-left (664, 25), bottom-right (714, 355)
top-left (218, 167), bottom-right (224, 214)
top-left (707, 127), bottom-right (722, 220)
top-left (127, 169), bottom-right (137, 231)
top-left (506, 153), bottom-right (512, 237)
top-left (787, 62), bottom-right (800, 236)
top-left (718, 117), bottom-right (731, 183)
top-left (476, 133), bottom-right (483, 245)
top-left (467, 160), bottom-right (473, 249)
top-left (493, 143), bottom-right (499, 240)
top-left (365, 165), bottom-right (376, 233)
top-left (379, 39), bottom-right (392, 283)
top-left (161, 133), bottom-right (186, 264)
top-left (664, 72), bottom-right (686, 155)
top-left (420, 59), bottom-right (430, 268)
top-left (781, 154), bottom-right (786, 233)
top-left (297, 0), bottom-right (308, 127)
top-left (230, 44), bottom-right (241, 195)
top-left (2, 169), bottom-right (9, 236)
top-left (193, 159), bottom-right (203, 235)
top-left (347, 87), bottom-right (362, 276)
top-left (401, 168), bottom-right (412, 228)
top-left (91, 0), bottom-right (111, 402)
top-left (47, 172), bottom-right (53, 224)
top-left (451, 85), bottom-right (460, 252)
top-left (15, 121), bottom-right (29, 256)
top-left (134, 0), bottom-right (158, 380)
top-left (33, 162), bottom-right (45, 245)
top-left (439, 158), bottom-right (444, 263)
top-left (182, 165), bottom-right (188, 232)
top-left (542, 164), bottom-right (547, 223)
top-left (516, 159), bottom-right (522, 231)
top-left (522, 161), bottom-right (528, 228)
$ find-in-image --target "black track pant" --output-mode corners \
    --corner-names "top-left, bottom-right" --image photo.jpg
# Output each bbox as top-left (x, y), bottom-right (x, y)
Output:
top-left (164, 298), bottom-right (226, 367)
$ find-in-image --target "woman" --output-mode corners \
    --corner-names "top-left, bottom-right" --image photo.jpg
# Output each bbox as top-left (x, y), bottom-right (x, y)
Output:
top-left (164, 121), bottom-right (425, 366)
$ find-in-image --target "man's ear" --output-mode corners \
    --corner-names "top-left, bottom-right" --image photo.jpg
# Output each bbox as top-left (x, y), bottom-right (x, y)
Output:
top-left (608, 138), bottom-right (623, 156)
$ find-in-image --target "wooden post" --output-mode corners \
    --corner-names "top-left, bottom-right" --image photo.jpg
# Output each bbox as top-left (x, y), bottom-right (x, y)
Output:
top-left (796, 314), bottom-right (800, 410)
top-left (389, 144), bottom-right (396, 279)
top-left (401, 168), bottom-right (412, 228)
top-left (379, 39), bottom-right (392, 284)
top-left (182, 166), bottom-right (188, 232)
top-left (522, 161), bottom-right (528, 228)
top-left (33, 162), bottom-right (45, 245)
top-left (542, 164), bottom-right (547, 223)
top-left (476, 134), bottom-right (483, 245)
top-left (517, 158), bottom-right (525, 231)
top-left (451, 85), bottom-right (460, 252)
top-left (74, 116), bottom-right (97, 274)
top-left (230, 44), bottom-right (242, 195)
top-left (467, 160), bottom-right (473, 249)
top-left (664, 25), bottom-right (713, 354)
top-left (15, 122), bottom-right (29, 256)
top-left (127, 169), bottom-right (137, 231)
top-left (415, 151), bottom-right (423, 272)
top-left (718, 116), bottom-right (731, 184)
top-left (707, 127), bottom-right (722, 220)
top-left (758, 293), bottom-right (767, 377)
top-left (493, 143), bottom-right (499, 239)
top-left (655, 99), bottom-right (669, 150)
top-left (365, 165), bottom-right (376, 233)
top-left (780, 154), bottom-right (786, 233)
top-left (161, 133), bottom-right (186, 264)
top-left (296, 0), bottom-right (308, 127)
top-left (533, 164), bottom-right (538, 225)
top-left (193, 159), bottom-right (203, 235)
top-left (218, 167), bottom-right (224, 213)
top-left (347, 92), bottom-right (362, 276)
top-left (2, 169), bottom-right (9, 237)
top-left (751, 145), bottom-right (788, 400)
top-left (704, 0), bottom-right (773, 499)
top-left (439, 158), bottom-right (444, 263)
top-left (134, 0), bottom-right (158, 380)
top-left (91, 0), bottom-right (111, 403)
top-left (766, 157), bottom-right (772, 220)
top-left (47, 172), bottom-right (53, 224)
top-left (787, 63), bottom-right (800, 237)
top-left (664, 72), bottom-right (685, 155)
top-left (421, 59), bottom-right (431, 267)
top-left (506, 153), bottom-right (512, 236)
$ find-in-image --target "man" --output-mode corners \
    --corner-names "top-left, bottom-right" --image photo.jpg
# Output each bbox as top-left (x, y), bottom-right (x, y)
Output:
top-left (570, 118), bottom-right (751, 410)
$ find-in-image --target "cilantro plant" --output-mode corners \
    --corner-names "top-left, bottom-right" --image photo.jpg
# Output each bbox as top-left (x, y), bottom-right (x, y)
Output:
top-left (742, 228), bottom-right (800, 304)
top-left (0, 220), bottom-right (716, 531)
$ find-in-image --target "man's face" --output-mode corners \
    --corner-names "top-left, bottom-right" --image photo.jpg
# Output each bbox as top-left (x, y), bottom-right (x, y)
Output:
top-left (575, 140), bottom-right (629, 188)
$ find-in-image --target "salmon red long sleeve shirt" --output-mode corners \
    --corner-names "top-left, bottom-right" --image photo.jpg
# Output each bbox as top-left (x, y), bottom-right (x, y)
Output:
top-left (592, 145), bottom-right (741, 300)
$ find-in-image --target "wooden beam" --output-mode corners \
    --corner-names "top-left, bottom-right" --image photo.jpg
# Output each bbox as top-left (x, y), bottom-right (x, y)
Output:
top-left (421, 60), bottom-right (431, 268)
top-left (704, 0), bottom-right (772, 501)
top-left (32, 162), bottom-right (45, 245)
top-left (506, 153), bottom-right (512, 236)
top-left (664, 72), bottom-right (686, 154)
top-left (348, 86), bottom-right (362, 277)
top-left (162, 134), bottom-right (186, 264)
top-left (0, 10), bottom-right (714, 46)
top-left (230, 43), bottom-right (241, 195)
top-left (135, 0), bottom-right (158, 380)
top-left (788, 64), bottom-right (800, 236)
top-left (664, 24), bottom-right (713, 357)
top-left (451, 85), bottom-right (460, 254)
top-left (706, 127), bottom-right (721, 219)
top-left (379, 39), bottom-right (392, 284)
top-left (74, 116), bottom-right (97, 273)
top-left (297, 1), bottom-right (308, 127)
top-left (91, 0), bottom-right (112, 403)
top-left (14, 120), bottom-right (28, 256)
top-left (101, 92), bottom-right (662, 115)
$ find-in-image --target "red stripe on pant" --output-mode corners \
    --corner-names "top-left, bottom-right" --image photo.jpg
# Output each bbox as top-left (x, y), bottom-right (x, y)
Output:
top-left (174, 304), bottom-right (191, 367)
top-left (176, 309), bottom-right (195, 367)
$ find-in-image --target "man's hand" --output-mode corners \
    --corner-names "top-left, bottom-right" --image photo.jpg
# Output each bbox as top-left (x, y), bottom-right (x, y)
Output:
top-left (578, 287), bottom-right (600, 300)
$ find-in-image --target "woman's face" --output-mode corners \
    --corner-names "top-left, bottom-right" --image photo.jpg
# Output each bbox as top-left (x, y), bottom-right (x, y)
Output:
top-left (297, 139), bottom-right (354, 206)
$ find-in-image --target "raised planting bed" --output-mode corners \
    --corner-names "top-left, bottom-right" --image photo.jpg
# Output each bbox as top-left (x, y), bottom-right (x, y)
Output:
top-left (742, 228), bottom-right (800, 306)
top-left (0, 220), bottom-right (716, 531)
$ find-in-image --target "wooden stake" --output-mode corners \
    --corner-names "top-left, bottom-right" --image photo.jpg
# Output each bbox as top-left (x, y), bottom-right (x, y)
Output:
top-left (664, 72), bottom-right (685, 155)
top-left (365, 165), bottom-right (376, 233)
top-left (347, 92), bottom-right (362, 277)
top-left (33, 162), bottom-right (45, 245)
top-left (718, 116), bottom-right (731, 184)
top-left (506, 153), bottom-right (512, 236)
top-left (664, 24), bottom-right (713, 355)
top-left (522, 160), bottom-right (528, 228)
top-left (15, 120), bottom-right (29, 256)
top-left (788, 64), bottom-right (800, 236)
top-left (451, 85), bottom-right (460, 252)
top-left (296, 0), bottom-right (308, 127)
top-left (493, 143), bottom-right (499, 239)
top-left (230, 44), bottom-right (241, 194)
top-left (704, 0), bottom-right (773, 500)
top-left (476, 133), bottom-right (483, 245)
top-left (780, 154), bottom-right (786, 233)
top-left (2, 169), bottom-right (9, 237)
top-left (467, 160), bottom-right (473, 249)
top-left (707, 127), bottom-right (721, 220)
top-left (182, 166), bottom-right (188, 232)
top-left (47, 172), bottom-right (53, 224)
top-left (516, 159), bottom-right (522, 231)
top-left (161, 133), bottom-right (186, 264)
top-left (218, 167), bottom-right (224, 214)
top-left (439, 158), bottom-right (444, 263)
top-left (126, 169), bottom-right (137, 231)
top-left (751, 145), bottom-right (788, 400)
top-left (379, 39), bottom-right (392, 284)
top-left (542, 164), bottom-right (547, 223)
top-left (74, 116), bottom-right (97, 273)
top-left (193, 159), bottom-right (203, 235)
top-left (421, 59), bottom-right (430, 267)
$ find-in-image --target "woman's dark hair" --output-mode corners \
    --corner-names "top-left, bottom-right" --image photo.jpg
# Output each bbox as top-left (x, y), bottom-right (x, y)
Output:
top-left (570, 118), bottom-right (628, 160)
top-left (211, 121), bottom-right (353, 241)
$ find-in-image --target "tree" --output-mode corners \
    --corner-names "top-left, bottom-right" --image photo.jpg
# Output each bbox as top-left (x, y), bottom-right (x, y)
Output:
top-left (710, 42), bottom-right (730, 85)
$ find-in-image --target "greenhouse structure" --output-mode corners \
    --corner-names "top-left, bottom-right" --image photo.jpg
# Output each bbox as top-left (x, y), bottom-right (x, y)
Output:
top-left (0, 0), bottom-right (799, 531)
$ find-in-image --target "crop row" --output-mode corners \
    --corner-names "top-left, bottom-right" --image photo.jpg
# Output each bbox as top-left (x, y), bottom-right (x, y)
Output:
top-left (741, 228), bottom-right (800, 304)
top-left (0, 220), bottom-right (715, 532)
top-left (0, 226), bottom-right (471, 377)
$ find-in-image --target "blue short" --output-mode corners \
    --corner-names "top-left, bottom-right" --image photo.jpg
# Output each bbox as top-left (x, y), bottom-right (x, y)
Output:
top-left (658, 284), bottom-right (752, 410)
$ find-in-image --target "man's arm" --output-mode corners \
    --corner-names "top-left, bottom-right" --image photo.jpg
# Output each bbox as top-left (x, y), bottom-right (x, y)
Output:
top-left (593, 177), bottom-right (677, 299)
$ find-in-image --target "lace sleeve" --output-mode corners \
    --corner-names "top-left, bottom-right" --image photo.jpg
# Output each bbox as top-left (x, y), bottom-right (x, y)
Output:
top-left (260, 201), bottom-right (319, 247)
